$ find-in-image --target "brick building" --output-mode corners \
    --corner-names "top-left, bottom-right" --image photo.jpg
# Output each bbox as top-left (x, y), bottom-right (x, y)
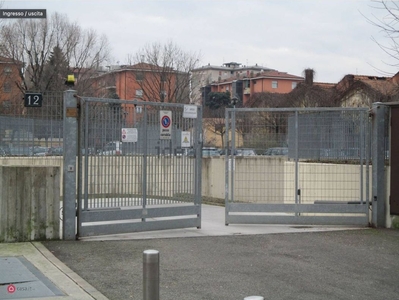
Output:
top-left (0, 56), bottom-right (23, 114)
top-left (192, 62), bottom-right (304, 106)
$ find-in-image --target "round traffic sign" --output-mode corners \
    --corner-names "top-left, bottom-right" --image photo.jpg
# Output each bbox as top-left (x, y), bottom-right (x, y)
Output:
top-left (161, 115), bottom-right (171, 128)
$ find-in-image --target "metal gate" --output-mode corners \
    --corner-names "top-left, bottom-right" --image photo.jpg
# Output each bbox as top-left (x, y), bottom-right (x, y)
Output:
top-left (224, 107), bottom-right (370, 226)
top-left (76, 97), bottom-right (202, 237)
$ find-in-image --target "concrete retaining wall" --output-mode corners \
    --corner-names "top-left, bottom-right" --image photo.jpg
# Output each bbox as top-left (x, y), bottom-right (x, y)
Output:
top-left (0, 166), bottom-right (60, 242)
top-left (0, 156), bottom-right (370, 203)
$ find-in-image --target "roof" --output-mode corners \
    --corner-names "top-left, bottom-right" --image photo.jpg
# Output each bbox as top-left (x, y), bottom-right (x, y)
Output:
top-left (336, 74), bottom-right (399, 96)
top-left (210, 70), bottom-right (304, 85)
top-left (0, 56), bottom-right (23, 65)
top-left (251, 70), bottom-right (304, 81)
top-left (192, 63), bottom-right (272, 73)
top-left (125, 63), bottom-right (172, 72)
top-left (312, 82), bottom-right (336, 89)
top-left (0, 56), bottom-right (14, 63)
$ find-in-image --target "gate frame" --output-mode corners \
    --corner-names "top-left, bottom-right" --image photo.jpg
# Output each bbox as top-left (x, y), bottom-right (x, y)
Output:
top-left (63, 90), bottom-right (203, 239)
top-left (371, 101), bottom-right (399, 228)
top-left (224, 107), bottom-right (371, 226)
top-left (63, 90), bottom-right (78, 240)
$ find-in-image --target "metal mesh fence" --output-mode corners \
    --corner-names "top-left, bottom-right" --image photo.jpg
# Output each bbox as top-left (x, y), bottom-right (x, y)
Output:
top-left (0, 91), bottom-right (63, 165)
top-left (226, 108), bottom-right (370, 205)
top-left (80, 98), bottom-right (201, 209)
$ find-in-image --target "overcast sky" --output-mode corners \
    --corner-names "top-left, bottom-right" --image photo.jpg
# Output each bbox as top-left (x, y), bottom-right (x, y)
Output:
top-left (2, 0), bottom-right (397, 83)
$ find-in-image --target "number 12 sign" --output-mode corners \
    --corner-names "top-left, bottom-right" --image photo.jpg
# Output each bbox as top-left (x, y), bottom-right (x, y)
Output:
top-left (24, 93), bottom-right (43, 107)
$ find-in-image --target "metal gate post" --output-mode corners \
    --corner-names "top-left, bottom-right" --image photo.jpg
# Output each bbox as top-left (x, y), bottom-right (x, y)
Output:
top-left (194, 104), bottom-right (203, 228)
top-left (371, 103), bottom-right (388, 227)
top-left (63, 90), bottom-right (78, 240)
top-left (225, 109), bottom-right (230, 225)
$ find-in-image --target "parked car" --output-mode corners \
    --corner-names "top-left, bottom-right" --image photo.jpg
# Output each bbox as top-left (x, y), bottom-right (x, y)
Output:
top-left (81, 148), bottom-right (95, 155)
top-left (33, 146), bottom-right (49, 156)
top-left (219, 149), bottom-right (238, 156)
top-left (9, 146), bottom-right (34, 156)
top-left (0, 146), bottom-right (10, 156)
top-left (220, 148), bottom-right (257, 156)
top-left (236, 148), bottom-right (257, 156)
top-left (202, 147), bottom-right (220, 157)
top-left (99, 141), bottom-right (122, 155)
top-left (46, 147), bottom-right (63, 156)
top-left (263, 147), bottom-right (288, 156)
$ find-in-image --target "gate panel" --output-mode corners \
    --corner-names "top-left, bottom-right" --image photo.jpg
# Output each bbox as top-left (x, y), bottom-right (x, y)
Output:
top-left (77, 98), bottom-right (202, 237)
top-left (225, 107), bottom-right (370, 226)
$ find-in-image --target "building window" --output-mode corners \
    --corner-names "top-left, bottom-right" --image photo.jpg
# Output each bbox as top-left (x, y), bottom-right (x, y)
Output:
top-left (292, 82), bottom-right (297, 89)
top-left (272, 81), bottom-right (278, 89)
top-left (3, 82), bottom-right (11, 93)
top-left (3, 67), bottom-right (12, 76)
top-left (135, 89), bottom-right (143, 98)
top-left (135, 72), bottom-right (144, 81)
top-left (2, 100), bottom-right (10, 109)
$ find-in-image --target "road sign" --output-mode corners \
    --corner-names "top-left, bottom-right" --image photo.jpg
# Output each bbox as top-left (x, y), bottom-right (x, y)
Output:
top-left (183, 105), bottom-right (197, 118)
top-left (121, 128), bottom-right (138, 142)
top-left (24, 93), bottom-right (43, 107)
top-left (181, 131), bottom-right (191, 147)
top-left (160, 110), bottom-right (172, 139)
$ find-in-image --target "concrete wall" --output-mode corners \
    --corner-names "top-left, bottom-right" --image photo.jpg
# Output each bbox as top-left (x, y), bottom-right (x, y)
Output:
top-left (0, 157), bottom-right (387, 233)
top-left (0, 157), bottom-right (370, 203)
top-left (0, 166), bottom-right (60, 242)
top-left (205, 157), bottom-right (371, 204)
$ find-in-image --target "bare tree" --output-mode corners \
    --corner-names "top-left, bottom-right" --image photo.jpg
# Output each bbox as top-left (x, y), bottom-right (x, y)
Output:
top-left (0, 12), bottom-right (110, 95)
top-left (366, 0), bottom-right (399, 70)
top-left (130, 41), bottom-right (201, 103)
top-left (203, 107), bottom-right (226, 147)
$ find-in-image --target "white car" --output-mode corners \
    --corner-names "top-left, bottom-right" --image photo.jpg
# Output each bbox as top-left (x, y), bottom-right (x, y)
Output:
top-left (100, 141), bottom-right (122, 155)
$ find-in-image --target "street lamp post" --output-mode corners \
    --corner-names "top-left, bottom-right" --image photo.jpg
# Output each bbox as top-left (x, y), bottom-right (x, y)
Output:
top-left (231, 95), bottom-right (238, 109)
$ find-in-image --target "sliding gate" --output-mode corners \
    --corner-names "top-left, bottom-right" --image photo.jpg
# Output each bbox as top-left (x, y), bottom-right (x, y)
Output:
top-left (225, 107), bottom-right (370, 226)
top-left (77, 97), bottom-right (202, 237)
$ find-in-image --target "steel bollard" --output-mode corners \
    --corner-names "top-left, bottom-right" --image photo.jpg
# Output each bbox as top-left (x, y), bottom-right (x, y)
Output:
top-left (244, 296), bottom-right (264, 300)
top-left (143, 249), bottom-right (160, 300)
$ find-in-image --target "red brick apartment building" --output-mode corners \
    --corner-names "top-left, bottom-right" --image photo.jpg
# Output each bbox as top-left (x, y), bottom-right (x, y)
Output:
top-left (192, 62), bottom-right (304, 105)
top-left (91, 63), bottom-right (180, 102)
top-left (0, 56), bottom-right (23, 114)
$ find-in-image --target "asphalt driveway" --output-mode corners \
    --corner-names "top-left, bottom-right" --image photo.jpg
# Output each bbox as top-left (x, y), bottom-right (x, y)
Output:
top-left (43, 229), bottom-right (399, 300)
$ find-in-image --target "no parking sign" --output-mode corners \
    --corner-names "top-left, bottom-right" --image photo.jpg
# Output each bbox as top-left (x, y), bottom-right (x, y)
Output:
top-left (160, 110), bottom-right (172, 139)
